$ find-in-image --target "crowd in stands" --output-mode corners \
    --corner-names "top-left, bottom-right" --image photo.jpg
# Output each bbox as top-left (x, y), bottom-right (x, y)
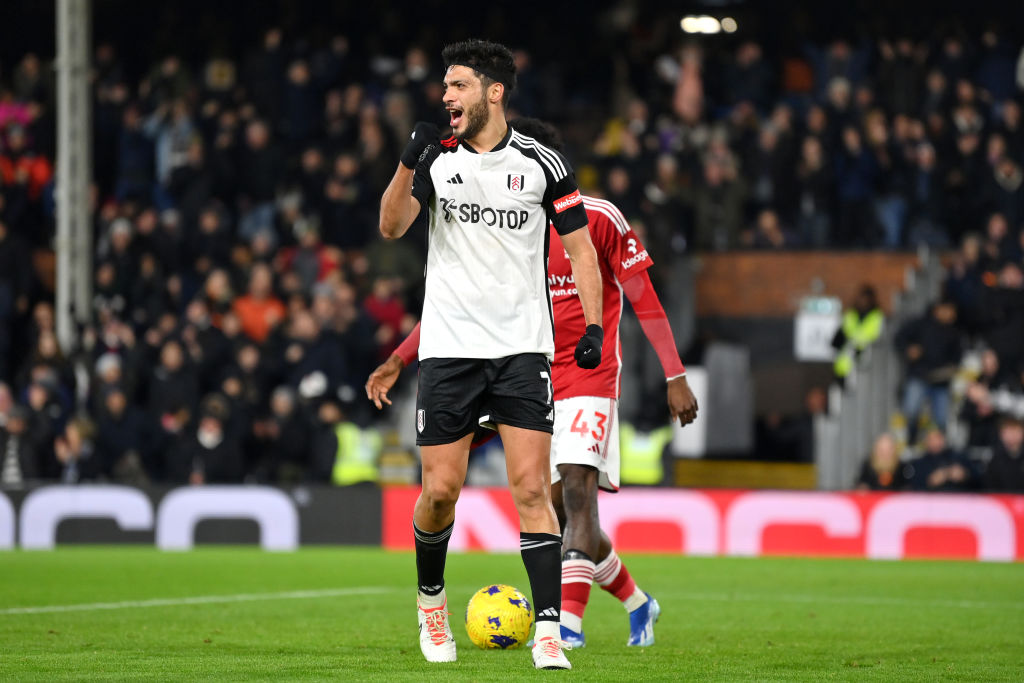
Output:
top-left (858, 233), bottom-right (1024, 492)
top-left (1, 6), bottom-right (1024, 487)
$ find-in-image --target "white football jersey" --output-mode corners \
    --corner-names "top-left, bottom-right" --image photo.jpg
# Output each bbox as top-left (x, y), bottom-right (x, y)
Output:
top-left (411, 127), bottom-right (588, 360)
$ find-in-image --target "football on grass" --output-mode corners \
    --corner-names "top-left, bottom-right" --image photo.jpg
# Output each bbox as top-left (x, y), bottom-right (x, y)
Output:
top-left (465, 584), bottom-right (534, 649)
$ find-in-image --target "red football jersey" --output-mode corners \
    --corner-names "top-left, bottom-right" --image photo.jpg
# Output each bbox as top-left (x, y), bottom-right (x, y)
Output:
top-left (548, 196), bottom-right (652, 401)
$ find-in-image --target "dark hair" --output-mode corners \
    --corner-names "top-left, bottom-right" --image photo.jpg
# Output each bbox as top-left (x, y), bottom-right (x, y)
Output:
top-left (442, 39), bottom-right (516, 106)
top-left (508, 117), bottom-right (564, 152)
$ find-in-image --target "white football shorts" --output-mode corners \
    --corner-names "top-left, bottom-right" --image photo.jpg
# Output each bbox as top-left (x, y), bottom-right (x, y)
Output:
top-left (550, 396), bottom-right (620, 492)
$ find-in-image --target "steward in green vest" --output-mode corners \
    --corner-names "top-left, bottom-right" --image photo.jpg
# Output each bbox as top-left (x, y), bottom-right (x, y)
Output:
top-left (619, 422), bottom-right (674, 485)
top-left (331, 422), bottom-right (382, 486)
top-left (831, 284), bottom-right (884, 383)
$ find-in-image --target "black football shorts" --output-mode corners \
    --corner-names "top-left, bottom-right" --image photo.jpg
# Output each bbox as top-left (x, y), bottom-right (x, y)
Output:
top-left (415, 353), bottom-right (555, 446)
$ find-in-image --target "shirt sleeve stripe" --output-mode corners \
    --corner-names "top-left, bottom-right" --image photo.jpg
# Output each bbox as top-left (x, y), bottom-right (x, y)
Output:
top-left (528, 139), bottom-right (567, 178)
top-left (582, 197), bottom-right (630, 236)
top-left (511, 131), bottom-right (567, 181)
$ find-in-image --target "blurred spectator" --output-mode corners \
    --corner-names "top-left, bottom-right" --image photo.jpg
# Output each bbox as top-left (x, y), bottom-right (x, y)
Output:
top-left (984, 415), bottom-right (1024, 492)
top-left (0, 405), bottom-right (39, 486)
top-left (114, 104), bottom-right (155, 203)
top-left (165, 393), bottom-right (243, 484)
top-left (833, 125), bottom-right (878, 247)
top-left (977, 261), bottom-right (1024, 373)
top-left (795, 135), bottom-right (834, 247)
top-left (906, 426), bottom-right (981, 492)
top-left (831, 284), bottom-right (884, 385)
top-left (143, 99), bottom-right (195, 209)
top-left (693, 153), bottom-right (746, 250)
top-left (251, 386), bottom-right (310, 483)
top-left (53, 415), bottom-right (99, 483)
top-left (960, 349), bottom-right (1022, 451)
top-left (319, 151), bottom-right (372, 249)
top-left (1, 123), bottom-right (53, 242)
top-left (236, 119), bottom-right (283, 240)
top-left (895, 300), bottom-right (963, 443)
top-left (242, 28), bottom-right (285, 129)
top-left (743, 208), bottom-right (799, 249)
top-left (282, 59), bottom-right (318, 149)
top-left (905, 141), bottom-right (947, 247)
top-left (877, 39), bottom-right (924, 117)
top-left (855, 432), bottom-right (908, 490)
top-left (180, 298), bottom-right (232, 394)
top-left (363, 278), bottom-right (410, 360)
top-left (147, 338), bottom-right (199, 440)
top-left (943, 233), bottom-right (985, 334)
top-left (282, 308), bottom-right (346, 401)
top-left (276, 221), bottom-right (340, 295)
top-left (724, 42), bottom-right (775, 113)
top-left (95, 385), bottom-right (156, 484)
top-left (233, 263), bottom-right (286, 343)
top-left (978, 213), bottom-right (1018, 271)
top-left (169, 139), bottom-right (215, 229)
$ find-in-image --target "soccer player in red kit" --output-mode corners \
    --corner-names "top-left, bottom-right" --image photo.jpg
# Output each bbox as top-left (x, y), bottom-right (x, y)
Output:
top-left (368, 118), bottom-right (697, 649)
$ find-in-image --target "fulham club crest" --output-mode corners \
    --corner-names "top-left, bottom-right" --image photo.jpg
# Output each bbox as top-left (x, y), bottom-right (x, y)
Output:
top-left (507, 174), bottom-right (525, 193)
top-left (417, 409), bottom-right (425, 433)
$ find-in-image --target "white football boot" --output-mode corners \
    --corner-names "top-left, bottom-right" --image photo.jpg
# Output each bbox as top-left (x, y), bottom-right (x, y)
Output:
top-left (417, 591), bottom-right (456, 663)
top-left (531, 635), bottom-right (572, 670)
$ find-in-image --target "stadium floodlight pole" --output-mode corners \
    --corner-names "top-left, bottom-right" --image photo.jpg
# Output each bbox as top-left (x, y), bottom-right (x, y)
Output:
top-left (55, 0), bottom-right (92, 352)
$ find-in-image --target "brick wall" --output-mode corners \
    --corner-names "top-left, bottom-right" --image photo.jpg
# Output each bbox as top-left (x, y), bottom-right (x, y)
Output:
top-left (695, 252), bottom-right (920, 317)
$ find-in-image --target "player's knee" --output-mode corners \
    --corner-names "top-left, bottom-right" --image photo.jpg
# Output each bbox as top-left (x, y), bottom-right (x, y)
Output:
top-left (510, 480), bottom-right (549, 512)
top-left (421, 480), bottom-right (461, 514)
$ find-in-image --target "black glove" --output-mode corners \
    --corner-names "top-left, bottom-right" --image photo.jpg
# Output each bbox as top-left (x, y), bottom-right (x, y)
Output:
top-left (400, 122), bottom-right (440, 169)
top-left (574, 324), bottom-right (604, 369)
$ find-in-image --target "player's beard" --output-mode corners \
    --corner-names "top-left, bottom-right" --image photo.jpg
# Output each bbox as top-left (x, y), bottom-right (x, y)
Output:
top-left (456, 96), bottom-right (489, 141)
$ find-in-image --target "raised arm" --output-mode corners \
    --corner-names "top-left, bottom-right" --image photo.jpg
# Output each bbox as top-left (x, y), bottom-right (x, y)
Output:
top-left (379, 122), bottom-right (442, 240)
top-left (379, 165), bottom-right (422, 240)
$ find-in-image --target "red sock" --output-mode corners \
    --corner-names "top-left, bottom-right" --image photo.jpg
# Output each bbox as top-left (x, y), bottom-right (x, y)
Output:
top-left (594, 548), bottom-right (637, 603)
top-left (560, 558), bottom-right (595, 632)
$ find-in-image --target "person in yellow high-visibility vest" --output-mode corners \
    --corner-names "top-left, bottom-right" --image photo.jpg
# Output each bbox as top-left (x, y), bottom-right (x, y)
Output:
top-left (831, 284), bottom-right (884, 384)
top-left (330, 419), bottom-right (382, 486)
top-left (618, 422), bottom-right (674, 485)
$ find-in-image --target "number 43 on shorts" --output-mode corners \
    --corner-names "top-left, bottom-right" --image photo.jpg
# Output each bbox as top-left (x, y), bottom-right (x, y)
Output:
top-left (570, 409), bottom-right (607, 440)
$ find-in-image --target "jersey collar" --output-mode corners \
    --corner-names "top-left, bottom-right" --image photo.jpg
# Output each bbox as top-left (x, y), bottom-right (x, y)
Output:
top-left (459, 125), bottom-right (512, 154)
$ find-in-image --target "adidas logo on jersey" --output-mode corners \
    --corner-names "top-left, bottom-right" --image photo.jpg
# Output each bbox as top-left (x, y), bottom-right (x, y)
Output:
top-left (588, 443), bottom-right (601, 454)
top-left (446, 173), bottom-right (464, 184)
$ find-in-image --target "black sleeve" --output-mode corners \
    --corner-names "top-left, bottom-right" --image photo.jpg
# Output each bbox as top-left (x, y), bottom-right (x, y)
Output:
top-left (410, 144), bottom-right (442, 206)
top-left (542, 150), bottom-right (588, 236)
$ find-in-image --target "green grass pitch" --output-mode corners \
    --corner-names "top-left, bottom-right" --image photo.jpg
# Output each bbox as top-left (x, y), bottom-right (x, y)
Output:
top-left (0, 548), bottom-right (1021, 681)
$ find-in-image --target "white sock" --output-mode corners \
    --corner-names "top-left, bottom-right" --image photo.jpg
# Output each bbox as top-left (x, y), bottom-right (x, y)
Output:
top-left (418, 588), bottom-right (446, 609)
top-left (560, 611), bottom-right (583, 632)
top-left (534, 620), bottom-right (561, 642)
top-left (623, 587), bottom-right (647, 612)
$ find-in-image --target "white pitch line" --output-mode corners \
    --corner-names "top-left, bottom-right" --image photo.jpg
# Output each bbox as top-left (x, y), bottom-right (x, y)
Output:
top-left (0, 587), bottom-right (394, 615)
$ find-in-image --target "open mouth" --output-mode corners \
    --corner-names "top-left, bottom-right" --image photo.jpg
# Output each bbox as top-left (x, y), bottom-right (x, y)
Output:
top-left (448, 107), bottom-right (464, 128)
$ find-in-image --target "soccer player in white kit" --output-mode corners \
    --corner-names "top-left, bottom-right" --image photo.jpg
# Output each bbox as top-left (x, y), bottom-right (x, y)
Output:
top-left (377, 40), bottom-right (604, 670)
top-left (371, 118), bottom-right (697, 651)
